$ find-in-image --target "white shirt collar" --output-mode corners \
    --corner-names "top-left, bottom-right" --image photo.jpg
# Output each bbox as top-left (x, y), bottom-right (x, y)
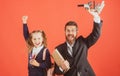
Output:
top-left (32, 45), bottom-right (44, 56)
top-left (66, 41), bottom-right (75, 56)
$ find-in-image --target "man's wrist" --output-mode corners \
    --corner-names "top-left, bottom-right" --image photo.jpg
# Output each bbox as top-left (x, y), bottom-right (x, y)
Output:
top-left (94, 16), bottom-right (101, 23)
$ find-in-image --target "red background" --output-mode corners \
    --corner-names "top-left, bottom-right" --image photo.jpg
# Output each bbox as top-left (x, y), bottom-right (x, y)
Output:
top-left (0, 0), bottom-right (120, 76)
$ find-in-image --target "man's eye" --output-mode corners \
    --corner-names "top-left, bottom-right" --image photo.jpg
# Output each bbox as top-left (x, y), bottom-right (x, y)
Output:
top-left (66, 30), bottom-right (70, 32)
top-left (72, 30), bottom-right (76, 32)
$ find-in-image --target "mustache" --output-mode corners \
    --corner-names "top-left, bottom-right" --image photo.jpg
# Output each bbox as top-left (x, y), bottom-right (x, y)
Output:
top-left (67, 34), bottom-right (74, 37)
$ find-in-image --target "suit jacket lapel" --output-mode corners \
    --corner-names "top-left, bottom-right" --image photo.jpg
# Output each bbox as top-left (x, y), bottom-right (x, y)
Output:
top-left (64, 42), bottom-right (73, 58)
top-left (73, 39), bottom-right (80, 57)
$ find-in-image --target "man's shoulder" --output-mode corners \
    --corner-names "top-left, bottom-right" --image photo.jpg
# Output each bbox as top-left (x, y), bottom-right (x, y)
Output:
top-left (56, 42), bottom-right (66, 49)
top-left (77, 35), bottom-right (84, 41)
top-left (55, 42), bottom-right (67, 56)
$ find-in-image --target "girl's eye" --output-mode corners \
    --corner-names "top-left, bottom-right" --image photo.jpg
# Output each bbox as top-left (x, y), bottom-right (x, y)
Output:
top-left (33, 38), bottom-right (36, 40)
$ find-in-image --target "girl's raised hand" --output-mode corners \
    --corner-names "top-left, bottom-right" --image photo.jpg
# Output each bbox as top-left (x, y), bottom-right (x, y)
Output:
top-left (22, 16), bottom-right (28, 23)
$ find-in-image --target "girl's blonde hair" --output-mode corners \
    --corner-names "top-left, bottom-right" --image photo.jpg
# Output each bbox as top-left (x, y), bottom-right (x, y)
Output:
top-left (26, 30), bottom-right (47, 53)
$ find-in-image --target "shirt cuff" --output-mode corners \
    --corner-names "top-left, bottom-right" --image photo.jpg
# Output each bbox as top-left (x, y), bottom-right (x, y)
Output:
top-left (59, 67), bottom-right (63, 72)
top-left (94, 16), bottom-right (101, 23)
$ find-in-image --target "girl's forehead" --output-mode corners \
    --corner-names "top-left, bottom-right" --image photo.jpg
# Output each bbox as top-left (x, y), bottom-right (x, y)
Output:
top-left (32, 32), bottom-right (42, 37)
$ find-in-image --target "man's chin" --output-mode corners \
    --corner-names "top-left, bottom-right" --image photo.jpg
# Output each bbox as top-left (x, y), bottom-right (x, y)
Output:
top-left (68, 38), bottom-right (74, 41)
top-left (67, 39), bottom-right (75, 43)
top-left (66, 37), bottom-right (76, 43)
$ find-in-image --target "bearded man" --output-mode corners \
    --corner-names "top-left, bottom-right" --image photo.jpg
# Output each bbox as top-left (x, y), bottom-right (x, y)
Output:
top-left (54, 1), bottom-right (105, 76)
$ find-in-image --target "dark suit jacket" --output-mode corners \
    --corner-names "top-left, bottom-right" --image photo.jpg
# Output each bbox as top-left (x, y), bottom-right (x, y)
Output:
top-left (23, 24), bottom-right (51, 76)
top-left (54, 21), bottom-right (103, 76)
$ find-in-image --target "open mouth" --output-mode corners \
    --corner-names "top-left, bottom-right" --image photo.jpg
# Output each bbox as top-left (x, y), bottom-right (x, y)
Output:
top-left (35, 43), bottom-right (40, 46)
top-left (68, 35), bottom-right (74, 39)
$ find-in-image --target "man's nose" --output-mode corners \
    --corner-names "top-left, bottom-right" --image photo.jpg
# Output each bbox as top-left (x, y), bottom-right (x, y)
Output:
top-left (69, 31), bottom-right (73, 34)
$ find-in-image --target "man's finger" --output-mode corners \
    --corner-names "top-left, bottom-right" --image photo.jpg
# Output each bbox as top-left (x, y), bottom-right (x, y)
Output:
top-left (96, 1), bottom-right (105, 14)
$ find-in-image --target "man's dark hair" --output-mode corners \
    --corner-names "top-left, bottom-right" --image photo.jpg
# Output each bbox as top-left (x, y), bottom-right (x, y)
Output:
top-left (65, 21), bottom-right (78, 30)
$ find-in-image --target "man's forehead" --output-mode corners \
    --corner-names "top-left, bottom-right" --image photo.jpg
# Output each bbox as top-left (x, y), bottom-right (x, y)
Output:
top-left (66, 26), bottom-right (77, 29)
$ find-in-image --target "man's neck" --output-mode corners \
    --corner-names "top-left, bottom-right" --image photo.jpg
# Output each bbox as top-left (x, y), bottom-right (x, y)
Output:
top-left (67, 40), bottom-right (75, 46)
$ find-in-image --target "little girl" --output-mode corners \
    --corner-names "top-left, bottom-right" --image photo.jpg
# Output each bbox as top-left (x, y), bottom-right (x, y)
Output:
top-left (22, 16), bottom-right (51, 76)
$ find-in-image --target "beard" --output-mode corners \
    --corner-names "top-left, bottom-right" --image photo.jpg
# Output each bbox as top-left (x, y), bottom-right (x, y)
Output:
top-left (66, 34), bottom-right (76, 44)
